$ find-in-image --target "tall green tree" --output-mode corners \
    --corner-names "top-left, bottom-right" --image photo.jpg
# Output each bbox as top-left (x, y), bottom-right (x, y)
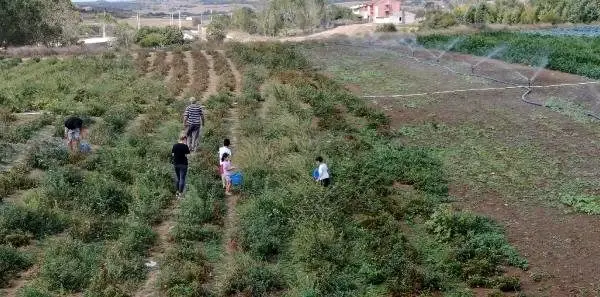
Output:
top-left (0, 0), bottom-right (79, 46)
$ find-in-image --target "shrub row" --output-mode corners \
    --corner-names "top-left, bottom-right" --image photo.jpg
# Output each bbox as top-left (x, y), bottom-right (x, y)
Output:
top-left (152, 51), bottom-right (171, 76)
top-left (417, 31), bottom-right (600, 79)
top-left (208, 50), bottom-right (236, 93)
top-left (186, 50), bottom-right (210, 99)
top-left (168, 50), bottom-right (189, 96)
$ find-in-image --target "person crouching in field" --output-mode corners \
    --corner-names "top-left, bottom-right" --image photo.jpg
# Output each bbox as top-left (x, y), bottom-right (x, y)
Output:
top-left (221, 153), bottom-right (236, 196)
top-left (218, 138), bottom-right (232, 189)
top-left (172, 134), bottom-right (190, 199)
top-left (315, 156), bottom-right (330, 187)
top-left (64, 116), bottom-right (87, 153)
top-left (183, 97), bottom-right (204, 152)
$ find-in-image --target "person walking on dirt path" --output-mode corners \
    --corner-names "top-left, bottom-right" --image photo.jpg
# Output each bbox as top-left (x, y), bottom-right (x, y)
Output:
top-left (315, 156), bottom-right (330, 187)
top-left (172, 134), bottom-right (191, 199)
top-left (64, 116), bottom-right (87, 153)
top-left (218, 138), bottom-right (232, 189)
top-left (183, 97), bottom-right (204, 152)
top-left (221, 152), bottom-right (236, 196)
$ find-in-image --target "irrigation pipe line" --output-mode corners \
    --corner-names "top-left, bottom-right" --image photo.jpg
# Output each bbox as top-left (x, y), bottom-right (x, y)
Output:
top-left (363, 81), bottom-right (600, 98)
top-left (325, 41), bottom-right (600, 121)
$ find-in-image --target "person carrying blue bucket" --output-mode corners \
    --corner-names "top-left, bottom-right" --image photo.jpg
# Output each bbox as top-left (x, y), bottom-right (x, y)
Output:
top-left (221, 152), bottom-right (237, 196)
top-left (314, 156), bottom-right (330, 187)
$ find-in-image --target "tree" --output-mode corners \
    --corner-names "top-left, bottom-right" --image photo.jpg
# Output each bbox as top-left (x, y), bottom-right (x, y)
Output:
top-left (206, 15), bottom-right (230, 42)
top-left (0, 0), bottom-right (79, 46)
top-left (231, 7), bottom-right (258, 34)
top-left (113, 23), bottom-right (135, 48)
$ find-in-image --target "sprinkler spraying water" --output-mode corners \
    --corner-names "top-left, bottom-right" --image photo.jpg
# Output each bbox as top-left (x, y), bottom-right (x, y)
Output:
top-left (436, 37), bottom-right (464, 63)
top-left (471, 44), bottom-right (507, 73)
top-left (529, 56), bottom-right (549, 86)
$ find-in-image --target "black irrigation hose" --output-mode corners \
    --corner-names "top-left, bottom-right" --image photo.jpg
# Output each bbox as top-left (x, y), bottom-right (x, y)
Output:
top-left (324, 41), bottom-right (600, 121)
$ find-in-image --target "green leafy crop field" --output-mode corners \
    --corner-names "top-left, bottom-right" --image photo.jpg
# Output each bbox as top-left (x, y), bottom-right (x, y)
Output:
top-left (0, 43), bottom-right (527, 297)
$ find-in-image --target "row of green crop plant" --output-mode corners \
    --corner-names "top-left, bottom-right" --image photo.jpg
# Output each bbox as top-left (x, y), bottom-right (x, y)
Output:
top-left (185, 50), bottom-right (210, 99)
top-left (152, 51), bottom-right (171, 76)
top-left (169, 50), bottom-right (189, 96)
top-left (0, 112), bottom-right (54, 144)
top-left (417, 31), bottom-right (600, 79)
top-left (216, 42), bottom-right (528, 296)
top-left (0, 55), bottom-right (179, 296)
top-left (134, 50), bottom-right (151, 74)
top-left (156, 92), bottom-right (234, 297)
top-left (0, 53), bottom-right (169, 115)
top-left (208, 50), bottom-right (236, 93)
top-left (13, 103), bottom-right (175, 296)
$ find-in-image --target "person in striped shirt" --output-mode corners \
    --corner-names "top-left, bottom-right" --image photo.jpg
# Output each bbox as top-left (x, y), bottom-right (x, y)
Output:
top-left (183, 97), bottom-right (205, 152)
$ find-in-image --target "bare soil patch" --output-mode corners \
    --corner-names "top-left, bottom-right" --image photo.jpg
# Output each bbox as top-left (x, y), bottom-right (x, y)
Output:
top-left (313, 44), bottom-right (600, 296)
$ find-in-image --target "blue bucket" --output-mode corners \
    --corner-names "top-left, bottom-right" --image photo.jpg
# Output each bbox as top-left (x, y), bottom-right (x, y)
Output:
top-left (230, 172), bottom-right (243, 186)
top-left (312, 168), bottom-right (319, 180)
top-left (79, 142), bottom-right (92, 153)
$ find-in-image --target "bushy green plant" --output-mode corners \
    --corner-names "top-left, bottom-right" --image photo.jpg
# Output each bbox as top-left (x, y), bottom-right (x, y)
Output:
top-left (157, 242), bottom-right (211, 297)
top-left (376, 23), bottom-right (397, 32)
top-left (42, 166), bottom-right (84, 210)
top-left (79, 172), bottom-right (132, 216)
top-left (27, 139), bottom-right (69, 170)
top-left (0, 204), bottom-right (67, 245)
top-left (239, 192), bottom-right (291, 260)
top-left (16, 285), bottom-right (56, 297)
top-left (426, 207), bottom-right (527, 280)
top-left (219, 253), bottom-right (283, 296)
top-left (135, 27), bottom-right (184, 47)
top-left (0, 164), bottom-right (37, 199)
top-left (0, 245), bottom-right (32, 287)
top-left (39, 237), bottom-right (102, 292)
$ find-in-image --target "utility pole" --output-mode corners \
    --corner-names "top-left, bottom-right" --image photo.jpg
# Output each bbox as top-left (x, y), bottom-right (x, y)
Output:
top-left (137, 12), bottom-right (141, 30)
top-left (178, 11), bottom-right (181, 29)
top-left (102, 11), bottom-right (107, 38)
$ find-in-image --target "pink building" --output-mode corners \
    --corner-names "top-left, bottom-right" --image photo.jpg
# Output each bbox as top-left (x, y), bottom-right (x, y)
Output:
top-left (356, 0), bottom-right (405, 24)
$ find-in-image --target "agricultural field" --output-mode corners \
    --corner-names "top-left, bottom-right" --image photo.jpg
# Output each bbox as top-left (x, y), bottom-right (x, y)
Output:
top-left (0, 45), bottom-right (240, 296)
top-left (1, 39), bottom-right (536, 297)
top-left (417, 31), bottom-right (600, 79)
top-left (4, 29), bottom-right (600, 296)
top-left (299, 38), bottom-right (600, 296)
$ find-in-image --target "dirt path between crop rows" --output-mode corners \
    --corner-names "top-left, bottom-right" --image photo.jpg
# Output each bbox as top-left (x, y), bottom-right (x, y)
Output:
top-left (356, 46), bottom-right (600, 297)
top-left (134, 52), bottom-right (181, 297)
top-left (203, 51), bottom-right (219, 102)
top-left (0, 264), bottom-right (39, 297)
top-left (221, 54), bottom-right (243, 273)
top-left (134, 49), bottom-right (221, 297)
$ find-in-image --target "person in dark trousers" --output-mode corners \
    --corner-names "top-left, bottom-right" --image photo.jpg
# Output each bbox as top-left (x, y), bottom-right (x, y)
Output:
top-left (315, 156), bottom-right (330, 187)
top-left (183, 97), bottom-right (205, 152)
top-left (64, 116), bottom-right (86, 153)
top-left (172, 134), bottom-right (190, 198)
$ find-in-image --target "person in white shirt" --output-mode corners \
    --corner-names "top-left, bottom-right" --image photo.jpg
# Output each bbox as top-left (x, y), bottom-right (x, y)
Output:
top-left (218, 138), bottom-right (232, 188)
top-left (315, 156), bottom-right (330, 187)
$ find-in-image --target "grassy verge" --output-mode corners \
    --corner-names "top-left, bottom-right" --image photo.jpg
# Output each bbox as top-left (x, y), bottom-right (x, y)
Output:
top-left (210, 42), bottom-right (527, 296)
top-left (417, 31), bottom-right (600, 79)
